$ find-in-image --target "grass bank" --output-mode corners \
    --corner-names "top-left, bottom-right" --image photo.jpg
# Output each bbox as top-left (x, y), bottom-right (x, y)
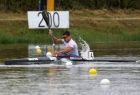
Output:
top-left (0, 20), bottom-right (140, 44)
top-left (0, 10), bottom-right (140, 45)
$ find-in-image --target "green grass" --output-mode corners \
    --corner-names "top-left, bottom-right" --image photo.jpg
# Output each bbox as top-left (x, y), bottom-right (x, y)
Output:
top-left (0, 20), bottom-right (140, 44)
top-left (70, 25), bottom-right (140, 42)
top-left (0, 21), bottom-right (52, 44)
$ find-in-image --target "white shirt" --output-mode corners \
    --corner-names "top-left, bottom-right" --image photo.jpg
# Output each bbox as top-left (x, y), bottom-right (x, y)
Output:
top-left (62, 39), bottom-right (79, 56)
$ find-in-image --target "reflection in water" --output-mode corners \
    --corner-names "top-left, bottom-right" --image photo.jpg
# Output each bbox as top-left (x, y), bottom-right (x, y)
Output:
top-left (0, 43), bottom-right (140, 62)
top-left (0, 44), bottom-right (28, 62)
top-left (0, 62), bottom-right (139, 95)
top-left (100, 84), bottom-right (110, 91)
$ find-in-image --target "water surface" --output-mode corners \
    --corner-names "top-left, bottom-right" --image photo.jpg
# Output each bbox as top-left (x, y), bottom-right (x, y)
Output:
top-left (0, 61), bottom-right (140, 95)
top-left (0, 44), bottom-right (140, 95)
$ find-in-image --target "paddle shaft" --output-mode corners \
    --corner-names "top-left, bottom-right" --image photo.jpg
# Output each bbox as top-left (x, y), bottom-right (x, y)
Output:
top-left (42, 11), bottom-right (55, 53)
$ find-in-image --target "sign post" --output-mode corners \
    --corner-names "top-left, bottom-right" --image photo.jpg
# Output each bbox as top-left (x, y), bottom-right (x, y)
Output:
top-left (39, 0), bottom-right (45, 10)
top-left (47, 0), bottom-right (54, 11)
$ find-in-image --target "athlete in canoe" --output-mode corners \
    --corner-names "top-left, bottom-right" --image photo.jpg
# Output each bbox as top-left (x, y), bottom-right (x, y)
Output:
top-left (49, 30), bottom-right (79, 57)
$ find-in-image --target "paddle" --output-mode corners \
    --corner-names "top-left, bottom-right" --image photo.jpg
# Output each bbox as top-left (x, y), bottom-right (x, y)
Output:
top-left (42, 11), bottom-right (55, 54)
top-left (42, 11), bottom-right (51, 29)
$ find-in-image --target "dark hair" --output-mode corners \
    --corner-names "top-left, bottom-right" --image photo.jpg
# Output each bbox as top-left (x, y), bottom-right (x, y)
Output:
top-left (63, 31), bottom-right (70, 36)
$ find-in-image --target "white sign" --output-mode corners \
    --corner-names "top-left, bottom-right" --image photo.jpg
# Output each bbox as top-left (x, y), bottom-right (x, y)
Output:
top-left (27, 11), bottom-right (69, 29)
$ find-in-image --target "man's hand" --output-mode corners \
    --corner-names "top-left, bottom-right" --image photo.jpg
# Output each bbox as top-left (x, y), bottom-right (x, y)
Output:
top-left (54, 51), bottom-right (61, 56)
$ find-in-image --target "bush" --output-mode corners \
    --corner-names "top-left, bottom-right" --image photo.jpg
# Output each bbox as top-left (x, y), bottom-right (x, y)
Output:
top-left (0, 0), bottom-right (139, 12)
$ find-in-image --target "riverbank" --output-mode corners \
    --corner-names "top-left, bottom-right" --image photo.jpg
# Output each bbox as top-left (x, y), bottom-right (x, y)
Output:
top-left (0, 10), bottom-right (140, 45)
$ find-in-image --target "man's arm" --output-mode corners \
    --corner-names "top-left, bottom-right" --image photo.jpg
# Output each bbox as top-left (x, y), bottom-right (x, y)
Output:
top-left (59, 47), bottom-right (72, 54)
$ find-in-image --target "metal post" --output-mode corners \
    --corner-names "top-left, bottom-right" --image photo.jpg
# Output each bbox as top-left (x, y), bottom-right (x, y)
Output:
top-left (39, 0), bottom-right (45, 10)
top-left (47, 0), bottom-right (54, 11)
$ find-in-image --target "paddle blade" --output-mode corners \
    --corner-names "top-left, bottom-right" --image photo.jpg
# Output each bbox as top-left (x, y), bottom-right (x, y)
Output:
top-left (42, 11), bottom-right (51, 28)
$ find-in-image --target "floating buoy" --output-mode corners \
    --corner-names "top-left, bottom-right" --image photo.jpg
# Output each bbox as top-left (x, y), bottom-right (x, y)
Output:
top-left (100, 79), bottom-right (110, 85)
top-left (89, 68), bottom-right (97, 75)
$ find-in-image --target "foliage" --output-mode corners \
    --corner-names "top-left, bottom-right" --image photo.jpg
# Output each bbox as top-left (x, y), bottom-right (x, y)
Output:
top-left (0, 0), bottom-right (140, 12)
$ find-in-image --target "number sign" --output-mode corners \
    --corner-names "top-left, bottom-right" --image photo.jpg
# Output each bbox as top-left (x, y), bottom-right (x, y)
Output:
top-left (27, 11), bottom-right (69, 29)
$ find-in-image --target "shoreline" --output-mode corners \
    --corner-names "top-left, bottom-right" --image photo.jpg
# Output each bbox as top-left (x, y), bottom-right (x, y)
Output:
top-left (0, 10), bottom-right (140, 44)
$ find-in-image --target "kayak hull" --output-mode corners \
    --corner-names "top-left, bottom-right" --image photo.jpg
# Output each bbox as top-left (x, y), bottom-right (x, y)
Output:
top-left (4, 57), bottom-right (137, 65)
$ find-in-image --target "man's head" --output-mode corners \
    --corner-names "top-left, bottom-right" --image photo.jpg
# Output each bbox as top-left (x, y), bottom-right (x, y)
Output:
top-left (62, 31), bottom-right (71, 42)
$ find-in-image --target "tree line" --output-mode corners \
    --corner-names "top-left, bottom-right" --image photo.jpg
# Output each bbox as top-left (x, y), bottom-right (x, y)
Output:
top-left (0, 0), bottom-right (139, 12)
top-left (57, 0), bottom-right (140, 10)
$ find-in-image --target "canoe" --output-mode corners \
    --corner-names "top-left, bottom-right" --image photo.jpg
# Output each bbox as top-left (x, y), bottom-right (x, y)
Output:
top-left (4, 56), bottom-right (137, 65)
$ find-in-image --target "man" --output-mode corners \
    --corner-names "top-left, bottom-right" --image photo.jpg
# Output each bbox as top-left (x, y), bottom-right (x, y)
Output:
top-left (49, 30), bottom-right (79, 57)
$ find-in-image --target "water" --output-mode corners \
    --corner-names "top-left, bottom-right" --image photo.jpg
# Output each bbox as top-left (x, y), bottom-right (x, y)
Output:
top-left (0, 44), bottom-right (140, 95)
top-left (0, 61), bottom-right (140, 95)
